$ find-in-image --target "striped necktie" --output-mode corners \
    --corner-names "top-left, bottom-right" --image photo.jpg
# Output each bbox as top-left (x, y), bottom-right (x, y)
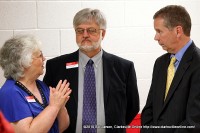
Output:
top-left (165, 56), bottom-right (176, 100)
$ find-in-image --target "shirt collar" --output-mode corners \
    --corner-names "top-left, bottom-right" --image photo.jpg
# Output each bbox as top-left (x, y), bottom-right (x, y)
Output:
top-left (79, 49), bottom-right (103, 69)
top-left (173, 39), bottom-right (192, 62)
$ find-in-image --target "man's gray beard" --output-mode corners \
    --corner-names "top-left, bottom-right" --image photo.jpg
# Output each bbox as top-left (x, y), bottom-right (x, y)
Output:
top-left (77, 39), bottom-right (101, 52)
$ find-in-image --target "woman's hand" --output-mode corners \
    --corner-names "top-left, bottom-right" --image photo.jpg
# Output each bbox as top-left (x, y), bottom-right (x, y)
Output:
top-left (49, 80), bottom-right (72, 109)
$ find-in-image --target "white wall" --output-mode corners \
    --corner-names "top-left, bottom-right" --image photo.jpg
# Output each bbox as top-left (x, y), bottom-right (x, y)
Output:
top-left (0, 0), bottom-right (200, 112)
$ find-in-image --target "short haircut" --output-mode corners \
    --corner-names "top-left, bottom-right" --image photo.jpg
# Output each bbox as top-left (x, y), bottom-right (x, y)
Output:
top-left (73, 8), bottom-right (107, 29)
top-left (153, 5), bottom-right (191, 36)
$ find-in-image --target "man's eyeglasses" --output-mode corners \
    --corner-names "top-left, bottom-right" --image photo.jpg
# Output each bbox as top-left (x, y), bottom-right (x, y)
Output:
top-left (75, 28), bottom-right (103, 35)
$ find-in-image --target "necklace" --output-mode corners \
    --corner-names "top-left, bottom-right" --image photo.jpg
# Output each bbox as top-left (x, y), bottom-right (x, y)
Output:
top-left (15, 81), bottom-right (48, 108)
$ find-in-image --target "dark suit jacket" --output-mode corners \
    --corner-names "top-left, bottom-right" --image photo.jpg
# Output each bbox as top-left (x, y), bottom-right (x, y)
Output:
top-left (43, 50), bottom-right (139, 133)
top-left (141, 42), bottom-right (200, 133)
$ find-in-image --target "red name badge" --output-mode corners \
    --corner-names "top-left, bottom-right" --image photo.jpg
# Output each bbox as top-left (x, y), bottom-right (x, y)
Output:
top-left (26, 96), bottom-right (36, 102)
top-left (66, 62), bottom-right (78, 69)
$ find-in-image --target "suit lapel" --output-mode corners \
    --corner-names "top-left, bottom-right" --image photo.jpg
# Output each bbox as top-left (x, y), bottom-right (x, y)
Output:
top-left (102, 51), bottom-right (113, 107)
top-left (162, 44), bottom-right (194, 110)
top-left (65, 50), bottom-right (79, 105)
top-left (154, 54), bottom-right (170, 119)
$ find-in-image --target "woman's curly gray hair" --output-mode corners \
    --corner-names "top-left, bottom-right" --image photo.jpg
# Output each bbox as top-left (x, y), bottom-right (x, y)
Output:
top-left (0, 35), bottom-right (42, 81)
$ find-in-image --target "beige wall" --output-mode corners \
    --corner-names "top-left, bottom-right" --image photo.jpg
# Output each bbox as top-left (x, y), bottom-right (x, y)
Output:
top-left (0, 0), bottom-right (200, 111)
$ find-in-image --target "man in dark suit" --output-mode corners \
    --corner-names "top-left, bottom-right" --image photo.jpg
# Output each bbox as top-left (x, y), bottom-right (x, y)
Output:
top-left (43, 8), bottom-right (139, 133)
top-left (141, 5), bottom-right (200, 133)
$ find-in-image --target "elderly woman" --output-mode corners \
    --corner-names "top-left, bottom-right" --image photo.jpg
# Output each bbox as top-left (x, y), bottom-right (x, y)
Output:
top-left (0, 35), bottom-right (71, 133)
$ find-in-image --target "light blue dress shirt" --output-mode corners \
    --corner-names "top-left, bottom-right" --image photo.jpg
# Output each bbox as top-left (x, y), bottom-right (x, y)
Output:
top-left (172, 39), bottom-right (192, 71)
